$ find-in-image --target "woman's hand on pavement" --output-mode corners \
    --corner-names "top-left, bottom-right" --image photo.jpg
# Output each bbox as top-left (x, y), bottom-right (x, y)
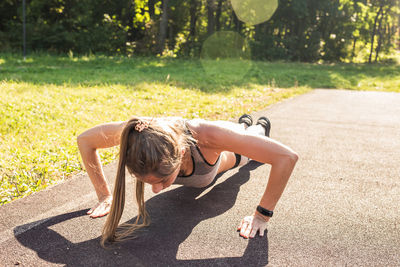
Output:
top-left (87, 195), bottom-right (112, 218)
top-left (237, 213), bottom-right (268, 238)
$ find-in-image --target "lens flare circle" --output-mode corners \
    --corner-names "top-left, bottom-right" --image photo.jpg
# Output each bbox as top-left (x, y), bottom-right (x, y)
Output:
top-left (230, 0), bottom-right (278, 25)
top-left (200, 31), bottom-right (252, 82)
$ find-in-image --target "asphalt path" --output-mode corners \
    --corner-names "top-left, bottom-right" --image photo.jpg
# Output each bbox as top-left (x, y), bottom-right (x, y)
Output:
top-left (0, 89), bottom-right (399, 266)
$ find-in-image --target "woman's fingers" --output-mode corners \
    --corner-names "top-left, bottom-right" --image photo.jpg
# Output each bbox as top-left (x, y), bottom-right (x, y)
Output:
top-left (239, 222), bottom-right (250, 238)
top-left (90, 205), bottom-right (110, 218)
top-left (90, 203), bottom-right (111, 218)
top-left (238, 215), bottom-right (268, 239)
top-left (249, 228), bottom-right (258, 238)
top-left (244, 223), bottom-right (252, 238)
top-left (88, 198), bottom-right (112, 218)
top-left (237, 218), bottom-right (245, 231)
top-left (87, 202), bottom-right (100, 215)
top-left (259, 227), bottom-right (265, 237)
top-left (239, 216), bottom-right (252, 238)
top-left (258, 223), bottom-right (267, 237)
top-left (90, 209), bottom-right (108, 218)
top-left (253, 213), bottom-right (268, 237)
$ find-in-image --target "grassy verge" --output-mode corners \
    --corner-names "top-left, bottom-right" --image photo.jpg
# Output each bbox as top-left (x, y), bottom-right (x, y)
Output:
top-left (1, 53), bottom-right (399, 205)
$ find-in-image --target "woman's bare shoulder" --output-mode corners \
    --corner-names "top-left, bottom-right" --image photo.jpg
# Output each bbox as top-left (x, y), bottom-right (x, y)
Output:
top-left (187, 119), bottom-right (242, 131)
top-left (185, 119), bottom-right (205, 140)
top-left (186, 118), bottom-right (205, 128)
top-left (186, 119), bottom-right (244, 148)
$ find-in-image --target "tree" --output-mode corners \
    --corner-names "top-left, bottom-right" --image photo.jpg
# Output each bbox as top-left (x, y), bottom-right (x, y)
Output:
top-left (157, 0), bottom-right (169, 54)
top-left (369, 2), bottom-right (384, 63)
top-left (206, 0), bottom-right (216, 36)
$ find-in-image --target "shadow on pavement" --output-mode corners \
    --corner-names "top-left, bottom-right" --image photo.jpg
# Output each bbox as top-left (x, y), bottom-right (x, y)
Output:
top-left (14, 161), bottom-right (268, 266)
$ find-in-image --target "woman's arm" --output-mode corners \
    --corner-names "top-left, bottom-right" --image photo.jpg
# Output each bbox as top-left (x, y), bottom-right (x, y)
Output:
top-left (77, 121), bottom-right (127, 218)
top-left (195, 120), bottom-right (298, 237)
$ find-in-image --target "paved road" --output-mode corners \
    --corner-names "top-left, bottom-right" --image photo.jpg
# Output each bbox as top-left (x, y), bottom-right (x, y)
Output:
top-left (1, 89), bottom-right (399, 266)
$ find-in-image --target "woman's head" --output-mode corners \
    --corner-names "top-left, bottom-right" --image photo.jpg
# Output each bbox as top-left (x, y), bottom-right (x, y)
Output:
top-left (125, 117), bottom-right (185, 179)
top-left (101, 116), bottom-right (195, 246)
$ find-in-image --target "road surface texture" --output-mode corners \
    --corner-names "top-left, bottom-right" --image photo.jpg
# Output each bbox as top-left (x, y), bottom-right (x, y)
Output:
top-left (1, 89), bottom-right (399, 266)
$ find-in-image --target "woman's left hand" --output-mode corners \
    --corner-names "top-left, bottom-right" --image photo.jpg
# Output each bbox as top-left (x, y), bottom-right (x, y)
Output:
top-left (237, 213), bottom-right (268, 238)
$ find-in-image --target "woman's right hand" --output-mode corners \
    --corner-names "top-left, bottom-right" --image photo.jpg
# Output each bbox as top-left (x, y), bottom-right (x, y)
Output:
top-left (87, 195), bottom-right (113, 218)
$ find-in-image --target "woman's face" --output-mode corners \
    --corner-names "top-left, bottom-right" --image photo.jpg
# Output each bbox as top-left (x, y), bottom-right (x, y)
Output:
top-left (140, 166), bottom-right (180, 194)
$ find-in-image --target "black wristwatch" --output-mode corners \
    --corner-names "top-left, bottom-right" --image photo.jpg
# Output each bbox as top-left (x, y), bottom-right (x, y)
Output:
top-left (256, 205), bottom-right (274, 217)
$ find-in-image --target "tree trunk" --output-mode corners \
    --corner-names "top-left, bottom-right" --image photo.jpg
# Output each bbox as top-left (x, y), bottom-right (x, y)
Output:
top-left (186, 0), bottom-right (200, 56)
top-left (389, 22), bottom-right (396, 48)
top-left (207, 0), bottom-right (216, 36)
top-left (375, 4), bottom-right (392, 62)
top-left (369, 4), bottom-right (383, 63)
top-left (375, 8), bottom-right (386, 62)
top-left (189, 0), bottom-right (199, 40)
top-left (254, 24), bottom-right (261, 40)
top-left (168, 22), bottom-right (174, 51)
top-left (215, 0), bottom-right (224, 31)
top-left (351, 37), bottom-right (357, 60)
top-left (126, 0), bottom-right (135, 43)
top-left (148, 0), bottom-right (156, 19)
top-left (398, 11), bottom-right (400, 49)
top-left (157, 0), bottom-right (169, 55)
top-left (387, 23), bottom-right (393, 47)
top-left (232, 10), bottom-right (242, 32)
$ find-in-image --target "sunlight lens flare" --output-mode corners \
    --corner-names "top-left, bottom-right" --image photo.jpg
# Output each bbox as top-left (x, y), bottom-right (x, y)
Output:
top-left (200, 31), bottom-right (252, 82)
top-left (230, 0), bottom-right (278, 25)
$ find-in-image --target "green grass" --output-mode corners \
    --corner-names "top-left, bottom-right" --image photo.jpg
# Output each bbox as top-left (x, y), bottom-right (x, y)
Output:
top-left (0, 53), bottom-right (399, 205)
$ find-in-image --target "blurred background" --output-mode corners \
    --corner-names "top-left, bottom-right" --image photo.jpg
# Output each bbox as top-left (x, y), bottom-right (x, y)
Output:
top-left (1, 0), bottom-right (399, 63)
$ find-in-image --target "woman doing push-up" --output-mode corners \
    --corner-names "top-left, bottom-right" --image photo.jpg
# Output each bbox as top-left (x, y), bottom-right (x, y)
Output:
top-left (76, 114), bottom-right (298, 245)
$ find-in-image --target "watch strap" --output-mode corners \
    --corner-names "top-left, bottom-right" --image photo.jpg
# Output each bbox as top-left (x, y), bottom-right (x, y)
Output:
top-left (256, 205), bottom-right (273, 217)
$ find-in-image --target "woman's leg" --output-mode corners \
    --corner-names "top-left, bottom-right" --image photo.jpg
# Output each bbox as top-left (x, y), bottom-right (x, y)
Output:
top-left (217, 151), bottom-right (237, 173)
top-left (245, 123), bottom-right (265, 136)
top-left (217, 116), bottom-right (270, 174)
top-left (217, 118), bottom-right (251, 173)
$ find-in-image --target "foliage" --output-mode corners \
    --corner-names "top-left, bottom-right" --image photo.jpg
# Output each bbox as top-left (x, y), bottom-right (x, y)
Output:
top-left (0, 0), bottom-right (398, 62)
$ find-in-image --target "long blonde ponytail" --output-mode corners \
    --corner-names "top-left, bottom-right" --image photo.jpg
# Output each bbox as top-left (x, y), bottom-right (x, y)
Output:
top-left (101, 117), bottom-right (194, 246)
top-left (101, 121), bottom-right (130, 246)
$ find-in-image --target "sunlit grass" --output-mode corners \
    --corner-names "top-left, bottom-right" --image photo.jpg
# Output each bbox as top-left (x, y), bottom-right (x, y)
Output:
top-left (1, 52), bottom-right (399, 205)
top-left (200, 58), bottom-right (253, 83)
